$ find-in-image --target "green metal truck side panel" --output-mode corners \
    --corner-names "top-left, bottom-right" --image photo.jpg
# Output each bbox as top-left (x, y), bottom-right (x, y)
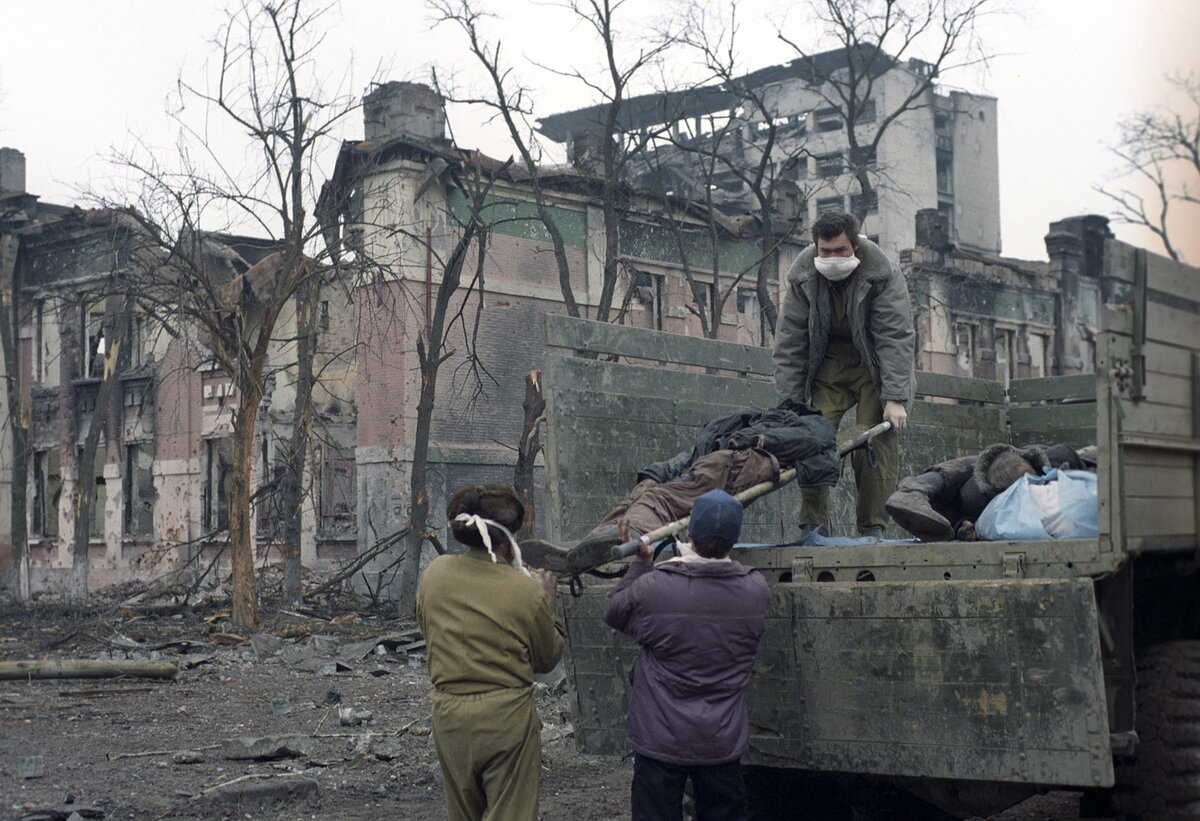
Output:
top-left (562, 578), bottom-right (1113, 787)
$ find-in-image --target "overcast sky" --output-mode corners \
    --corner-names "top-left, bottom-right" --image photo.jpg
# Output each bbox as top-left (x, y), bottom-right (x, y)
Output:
top-left (2, 0), bottom-right (1198, 262)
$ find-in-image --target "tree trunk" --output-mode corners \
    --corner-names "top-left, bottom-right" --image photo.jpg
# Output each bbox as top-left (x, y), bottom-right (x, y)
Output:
top-left (0, 233), bottom-right (29, 600)
top-left (0, 659), bottom-right (178, 680)
top-left (397, 345), bottom-right (436, 617)
top-left (230, 387), bottom-right (263, 629)
top-left (71, 298), bottom-right (127, 600)
top-left (513, 370), bottom-right (544, 540)
top-left (280, 278), bottom-right (317, 604)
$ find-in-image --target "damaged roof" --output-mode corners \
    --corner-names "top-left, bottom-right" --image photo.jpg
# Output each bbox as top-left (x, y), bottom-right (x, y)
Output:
top-left (536, 44), bottom-right (896, 142)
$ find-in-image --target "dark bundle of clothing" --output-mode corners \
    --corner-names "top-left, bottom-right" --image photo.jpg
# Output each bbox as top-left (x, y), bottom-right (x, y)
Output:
top-left (519, 401), bottom-right (839, 575)
top-left (595, 400), bottom-right (839, 540)
top-left (886, 442), bottom-right (1098, 542)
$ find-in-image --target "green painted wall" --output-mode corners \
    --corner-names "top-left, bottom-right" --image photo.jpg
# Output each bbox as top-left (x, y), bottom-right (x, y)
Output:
top-left (447, 190), bottom-right (587, 247)
top-left (620, 220), bottom-right (763, 276)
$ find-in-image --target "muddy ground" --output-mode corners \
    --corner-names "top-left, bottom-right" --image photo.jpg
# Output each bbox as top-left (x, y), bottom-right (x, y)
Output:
top-left (0, 572), bottom-right (1101, 821)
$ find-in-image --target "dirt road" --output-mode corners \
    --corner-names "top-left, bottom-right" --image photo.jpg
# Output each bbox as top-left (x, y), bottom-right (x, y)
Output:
top-left (0, 585), bottom-right (1102, 820)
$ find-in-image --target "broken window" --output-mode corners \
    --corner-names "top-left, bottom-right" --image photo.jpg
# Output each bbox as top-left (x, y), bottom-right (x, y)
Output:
top-left (32, 449), bottom-right (62, 538)
top-left (737, 287), bottom-right (759, 319)
top-left (691, 281), bottom-right (714, 320)
top-left (128, 314), bottom-right (145, 369)
top-left (996, 328), bottom-right (1015, 385)
top-left (850, 191), bottom-right (879, 215)
top-left (256, 436), bottom-right (282, 536)
top-left (82, 301), bottom-right (106, 379)
top-left (937, 202), bottom-right (956, 241)
top-left (816, 153), bottom-right (843, 178)
top-left (816, 196), bottom-right (844, 215)
top-left (203, 437), bottom-right (234, 535)
top-left (124, 443), bottom-right (155, 538)
top-left (322, 458), bottom-right (357, 534)
top-left (955, 323), bottom-right (976, 375)
top-left (814, 107), bottom-right (842, 133)
top-left (849, 146), bottom-right (877, 170)
top-left (631, 271), bottom-right (663, 331)
top-left (75, 448), bottom-right (106, 539)
top-left (34, 300), bottom-right (47, 383)
top-left (853, 99), bottom-right (876, 124)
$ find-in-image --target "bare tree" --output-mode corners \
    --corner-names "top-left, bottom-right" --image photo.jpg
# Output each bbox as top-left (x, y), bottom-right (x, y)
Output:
top-left (641, 0), bottom-right (818, 336)
top-left (70, 292), bottom-right (129, 599)
top-left (107, 0), bottom-right (361, 628)
top-left (0, 216), bottom-right (29, 600)
top-left (394, 162), bottom-right (505, 615)
top-left (778, 0), bottom-right (992, 227)
top-left (432, 0), bottom-right (677, 322)
top-left (1097, 72), bottom-right (1200, 263)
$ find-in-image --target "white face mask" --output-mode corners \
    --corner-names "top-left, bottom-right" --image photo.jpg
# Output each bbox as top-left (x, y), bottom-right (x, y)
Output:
top-left (814, 255), bottom-right (860, 281)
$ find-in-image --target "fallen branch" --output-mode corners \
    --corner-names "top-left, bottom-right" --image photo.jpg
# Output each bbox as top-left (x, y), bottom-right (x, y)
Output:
top-left (108, 743), bottom-right (220, 762)
top-left (59, 685), bottom-right (160, 697)
top-left (0, 659), bottom-right (178, 680)
top-left (311, 715), bottom-right (425, 739)
top-left (304, 526), bottom-right (410, 600)
top-left (198, 770), bottom-right (300, 794)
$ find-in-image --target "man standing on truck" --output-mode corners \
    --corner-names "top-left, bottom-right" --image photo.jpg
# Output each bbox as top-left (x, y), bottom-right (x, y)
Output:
top-left (773, 210), bottom-right (915, 538)
top-left (603, 489), bottom-right (770, 821)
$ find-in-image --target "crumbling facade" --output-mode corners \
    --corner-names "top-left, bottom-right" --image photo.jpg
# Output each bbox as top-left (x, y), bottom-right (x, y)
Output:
top-left (538, 45), bottom-right (1001, 263)
top-left (0, 76), bottom-right (1103, 595)
top-left (0, 82), bottom-right (780, 594)
top-left (904, 209), bottom-right (1108, 383)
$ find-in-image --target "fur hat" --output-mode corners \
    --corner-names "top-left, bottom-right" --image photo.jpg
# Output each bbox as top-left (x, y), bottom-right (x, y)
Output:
top-left (446, 484), bottom-right (525, 550)
top-left (973, 444), bottom-right (1049, 496)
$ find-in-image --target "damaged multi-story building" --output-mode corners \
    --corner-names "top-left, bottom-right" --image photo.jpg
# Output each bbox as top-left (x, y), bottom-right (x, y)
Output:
top-left (538, 44), bottom-right (1001, 263)
top-left (0, 80), bottom-right (780, 593)
top-left (0, 71), bottom-right (1104, 594)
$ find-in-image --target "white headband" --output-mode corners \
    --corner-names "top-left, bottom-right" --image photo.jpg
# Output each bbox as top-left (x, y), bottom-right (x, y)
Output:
top-left (453, 513), bottom-right (531, 577)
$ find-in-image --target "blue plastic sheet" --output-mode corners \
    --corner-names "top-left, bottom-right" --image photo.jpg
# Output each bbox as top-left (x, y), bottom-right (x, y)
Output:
top-left (976, 468), bottom-right (1098, 541)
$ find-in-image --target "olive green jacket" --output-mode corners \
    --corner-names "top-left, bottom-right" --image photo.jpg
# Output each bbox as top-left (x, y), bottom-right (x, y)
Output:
top-left (417, 549), bottom-right (564, 695)
top-left (772, 237), bottom-right (915, 410)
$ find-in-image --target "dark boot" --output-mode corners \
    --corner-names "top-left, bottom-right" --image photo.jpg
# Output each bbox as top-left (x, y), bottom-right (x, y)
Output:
top-left (885, 456), bottom-right (975, 542)
top-left (518, 539), bottom-right (572, 574)
top-left (564, 525), bottom-right (642, 575)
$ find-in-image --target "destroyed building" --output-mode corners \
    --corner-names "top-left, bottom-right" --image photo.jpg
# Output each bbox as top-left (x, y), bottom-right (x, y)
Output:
top-left (0, 72), bottom-right (1103, 594)
top-left (537, 44), bottom-right (1001, 264)
top-left (0, 81), bottom-right (783, 594)
top-left (906, 209), bottom-right (1108, 384)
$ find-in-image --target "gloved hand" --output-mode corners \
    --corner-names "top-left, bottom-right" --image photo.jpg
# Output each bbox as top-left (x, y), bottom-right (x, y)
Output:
top-left (883, 400), bottom-right (908, 431)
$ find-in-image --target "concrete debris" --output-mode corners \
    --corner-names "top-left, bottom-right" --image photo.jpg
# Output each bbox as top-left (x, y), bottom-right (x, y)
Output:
top-left (339, 638), bottom-right (382, 661)
top-left (171, 750), bottom-right (206, 764)
top-left (221, 735), bottom-right (311, 760)
top-left (338, 707), bottom-right (374, 726)
top-left (18, 755), bottom-right (45, 778)
top-left (271, 695), bottom-right (291, 715)
top-left (251, 633), bottom-right (285, 659)
top-left (198, 776), bottom-right (321, 807)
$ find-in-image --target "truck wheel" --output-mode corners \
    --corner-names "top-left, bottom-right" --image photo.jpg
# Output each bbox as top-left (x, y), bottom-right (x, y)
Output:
top-left (1113, 641), bottom-right (1200, 819)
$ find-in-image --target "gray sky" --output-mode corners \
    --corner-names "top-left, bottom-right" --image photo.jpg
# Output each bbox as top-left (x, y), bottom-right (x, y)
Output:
top-left (2, 0), bottom-right (1198, 262)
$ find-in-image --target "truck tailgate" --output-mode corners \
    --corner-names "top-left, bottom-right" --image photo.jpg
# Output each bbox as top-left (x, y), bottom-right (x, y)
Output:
top-left (562, 577), bottom-right (1113, 788)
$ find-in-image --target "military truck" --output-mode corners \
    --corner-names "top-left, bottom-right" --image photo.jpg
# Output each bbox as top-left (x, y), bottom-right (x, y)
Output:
top-left (541, 238), bottom-right (1200, 818)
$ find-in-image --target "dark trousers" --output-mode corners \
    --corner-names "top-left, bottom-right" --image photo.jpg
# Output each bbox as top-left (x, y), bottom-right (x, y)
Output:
top-left (632, 753), bottom-right (748, 821)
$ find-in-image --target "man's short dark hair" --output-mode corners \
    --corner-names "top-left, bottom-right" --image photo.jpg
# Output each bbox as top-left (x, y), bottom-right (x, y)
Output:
top-left (693, 534), bottom-right (736, 559)
top-left (812, 211), bottom-right (860, 247)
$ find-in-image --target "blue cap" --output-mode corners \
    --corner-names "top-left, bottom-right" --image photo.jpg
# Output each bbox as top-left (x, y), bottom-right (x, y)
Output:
top-left (688, 489), bottom-right (743, 548)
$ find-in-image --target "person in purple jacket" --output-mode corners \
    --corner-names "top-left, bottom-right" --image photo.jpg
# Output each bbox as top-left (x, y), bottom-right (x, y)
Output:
top-left (603, 489), bottom-right (771, 821)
